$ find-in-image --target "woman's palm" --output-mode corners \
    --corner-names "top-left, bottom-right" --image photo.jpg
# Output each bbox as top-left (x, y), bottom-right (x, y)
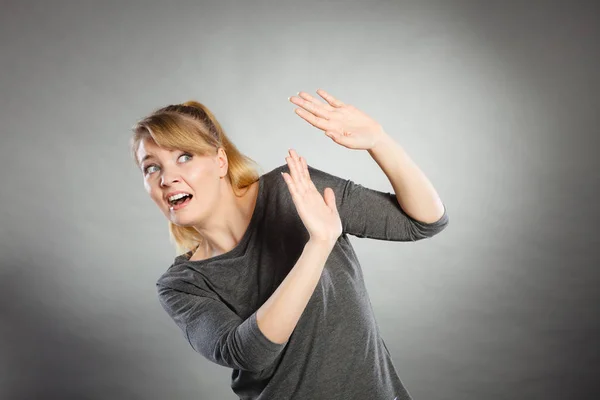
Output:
top-left (282, 150), bottom-right (342, 245)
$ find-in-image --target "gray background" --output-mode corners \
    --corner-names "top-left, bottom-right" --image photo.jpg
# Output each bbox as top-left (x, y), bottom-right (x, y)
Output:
top-left (1, 1), bottom-right (598, 399)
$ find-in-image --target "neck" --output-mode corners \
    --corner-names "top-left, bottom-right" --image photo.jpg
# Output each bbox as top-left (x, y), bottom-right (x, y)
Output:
top-left (193, 180), bottom-right (257, 258)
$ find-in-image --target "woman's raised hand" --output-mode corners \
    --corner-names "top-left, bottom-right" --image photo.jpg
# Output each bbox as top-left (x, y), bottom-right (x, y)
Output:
top-left (281, 149), bottom-right (342, 247)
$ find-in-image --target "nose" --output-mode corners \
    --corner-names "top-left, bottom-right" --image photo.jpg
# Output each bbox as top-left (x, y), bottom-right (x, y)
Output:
top-left (160, 169), bottom-right (181, 187)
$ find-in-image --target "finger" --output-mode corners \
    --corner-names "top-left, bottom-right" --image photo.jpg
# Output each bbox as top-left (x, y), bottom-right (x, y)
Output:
top-left (316, 88), bottom-right (345, 108)
top-left (299, 156), bottom-right (309, 181)
top-left (294, 108), bottom-right (332, 132)
top-left (289, 148), bottom-right (300, 161)
top-left (281, 172), bottom-right (300, 201)
top-left (286, 154), bottom-right (304, 190)
top-left (297, 91), bottom-right (335, 113)
top-left (292, 93), bottom-right (331, 120)
top-left (285, 156), bottom-right (296, 181)
top-left (296, 158), bottom-right (312, 194)
top-left (299, 157), bottom-right (315, 193)
top-left (282, 171), bottom-right (309, 216)
top-left (296, 156), bottom-right (311, 192)
top-left (290, 150), bottom-right (312, 191)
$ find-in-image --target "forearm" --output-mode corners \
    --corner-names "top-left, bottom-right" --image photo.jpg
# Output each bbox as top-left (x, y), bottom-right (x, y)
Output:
top-left (256, 239), bottom-right (333, 345)
top-left (368, 131), bottom-right (445, 223)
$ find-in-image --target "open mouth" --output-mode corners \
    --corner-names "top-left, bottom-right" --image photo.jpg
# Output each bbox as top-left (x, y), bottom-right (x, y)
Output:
top-left (168, 194), bottom-right (193, 208)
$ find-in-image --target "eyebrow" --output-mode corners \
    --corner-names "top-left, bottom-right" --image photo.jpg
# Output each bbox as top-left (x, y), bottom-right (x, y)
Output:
top-left (140, 149), bottom-right (182, 165)
top-left (140, 154), bottom-right (155, 164)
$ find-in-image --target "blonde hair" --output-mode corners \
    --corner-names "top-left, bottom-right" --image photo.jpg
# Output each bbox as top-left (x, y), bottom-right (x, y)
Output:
top-left (130, 100), bottom-right (261, 256)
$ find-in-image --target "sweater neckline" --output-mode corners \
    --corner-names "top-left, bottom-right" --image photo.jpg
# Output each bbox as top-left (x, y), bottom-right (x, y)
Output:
top-left (178, 174), bottom-right (264, 265)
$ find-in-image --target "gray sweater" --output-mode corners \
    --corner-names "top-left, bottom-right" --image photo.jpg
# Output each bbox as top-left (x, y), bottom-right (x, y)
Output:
top-left (156, 163), bottom-right (449, 399)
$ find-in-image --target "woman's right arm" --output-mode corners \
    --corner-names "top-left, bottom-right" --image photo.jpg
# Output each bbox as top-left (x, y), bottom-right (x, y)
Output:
top-left (256, 238), bottom-right (334, 345)
top-left (156, 240), bottom-right (334, 373)
top-left (255, 150), bottom-right (342, 344)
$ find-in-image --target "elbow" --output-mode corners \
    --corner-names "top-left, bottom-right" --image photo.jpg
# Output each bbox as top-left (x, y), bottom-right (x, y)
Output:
top-left (430, 215), bottom-right (449, 237)
top-left (246, 356), bottom-right (279, 373)
top-left (188, 324), bottom-right (285, 373)
top-left (212, 343), bottom-right (270, 373)
top-left (214, 336), bottom-right (282, 373)
top-left (411, 209), bottom-right (449, 241)
top-left (188, 335), bottom-right (277, 373)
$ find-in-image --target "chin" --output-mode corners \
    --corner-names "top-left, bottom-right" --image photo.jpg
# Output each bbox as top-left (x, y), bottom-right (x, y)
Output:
top-left (167, 208), bottom-right (201, 227)
top-left (169, 217), bottom-right (195, 228)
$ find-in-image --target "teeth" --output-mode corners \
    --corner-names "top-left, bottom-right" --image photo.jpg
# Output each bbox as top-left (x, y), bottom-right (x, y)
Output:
top-left (168, 193), bottom-right (190, 202)
top-left (168, 193), bottom-right (192, 205)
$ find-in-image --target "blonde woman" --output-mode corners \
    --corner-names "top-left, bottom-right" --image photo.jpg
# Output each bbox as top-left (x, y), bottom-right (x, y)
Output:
top-left (131, 89), bottom-right (448, 399)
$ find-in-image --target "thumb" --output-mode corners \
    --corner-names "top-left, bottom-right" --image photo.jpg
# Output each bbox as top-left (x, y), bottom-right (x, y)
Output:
top-left (323, 187), bottom-right (338, 212)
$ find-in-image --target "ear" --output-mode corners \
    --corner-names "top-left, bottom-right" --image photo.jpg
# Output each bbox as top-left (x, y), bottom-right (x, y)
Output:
top-left (216, 147), bottom-right (228, 177)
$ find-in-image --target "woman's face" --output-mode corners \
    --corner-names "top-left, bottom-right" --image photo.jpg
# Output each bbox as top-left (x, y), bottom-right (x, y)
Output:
top-left (136, 138), bottom-right (225, 226)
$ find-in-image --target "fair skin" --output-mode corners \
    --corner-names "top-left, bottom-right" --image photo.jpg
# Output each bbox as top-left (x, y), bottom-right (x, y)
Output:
top-left (140, 137), bottom-right (340, 345)
top-left (136, 137), bottom-right (259, 260)
top-left (289, 88), bottom-right (445, 223)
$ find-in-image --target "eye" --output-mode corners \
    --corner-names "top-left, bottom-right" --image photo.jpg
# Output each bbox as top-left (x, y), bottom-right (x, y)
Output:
top-left (143, 152), bottom-right (193, 175)
top-left (179, 153), bottom-right (192, 162)
top-left (143, 164), bottom-right (157, 175)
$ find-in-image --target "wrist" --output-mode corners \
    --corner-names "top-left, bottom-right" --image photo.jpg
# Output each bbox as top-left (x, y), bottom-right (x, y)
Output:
top-left (368, 126), bottom-right (390, 152)
top-left (307, 237), bottom-right (336, 251)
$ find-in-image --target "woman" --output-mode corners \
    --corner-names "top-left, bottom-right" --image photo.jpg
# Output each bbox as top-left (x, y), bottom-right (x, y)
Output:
top-left (131, 89), bottom-right (449, 399)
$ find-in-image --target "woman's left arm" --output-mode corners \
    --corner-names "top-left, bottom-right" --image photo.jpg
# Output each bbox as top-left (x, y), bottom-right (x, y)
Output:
top-left (289, 88), bottom-right (445, 224)
top-left (367, 131), bottom-right (445, 224)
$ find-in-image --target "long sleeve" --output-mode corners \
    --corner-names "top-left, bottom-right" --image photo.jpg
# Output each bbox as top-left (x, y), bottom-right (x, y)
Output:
top-left (154, 164), bottom-right (431, 398)
top-left (156, 283), bottom-right (287, 373)
top-left (305, 164), bottom-right (449, 241)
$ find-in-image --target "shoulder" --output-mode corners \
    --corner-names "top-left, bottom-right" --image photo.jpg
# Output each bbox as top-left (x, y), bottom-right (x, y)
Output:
top-left (155, 259), bottom-right (213, 298)
top-left (155, 262), bottom-right (187, 289)
top-left (265, 162), bottom-right (346, 185)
